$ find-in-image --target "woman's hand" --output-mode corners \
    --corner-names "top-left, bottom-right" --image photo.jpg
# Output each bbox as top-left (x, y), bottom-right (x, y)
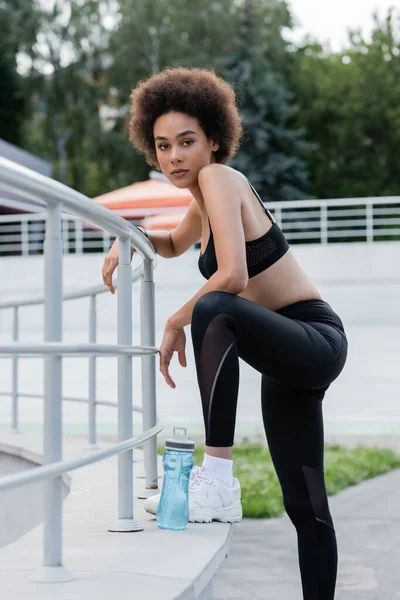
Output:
top-left (102, 238), bottom-right (134, 294)
top-left (159, 321), bottom-right (187, 389)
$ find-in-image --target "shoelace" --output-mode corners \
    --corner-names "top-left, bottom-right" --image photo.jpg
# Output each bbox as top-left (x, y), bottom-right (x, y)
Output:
top-left (189, 466), bottom-right (213, 492)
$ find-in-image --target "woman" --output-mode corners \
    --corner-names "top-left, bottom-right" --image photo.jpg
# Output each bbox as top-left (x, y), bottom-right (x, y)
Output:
top-left (102, 67), bottom-right (348, 599)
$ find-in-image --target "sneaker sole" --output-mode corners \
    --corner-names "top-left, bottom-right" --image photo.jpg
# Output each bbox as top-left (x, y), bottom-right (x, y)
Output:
top-left (188, 503), bottom-right (243, 524)
top-left (145, 504), bottom-right (242, 523)
top-left (144, 503), bottom-right (157, 516)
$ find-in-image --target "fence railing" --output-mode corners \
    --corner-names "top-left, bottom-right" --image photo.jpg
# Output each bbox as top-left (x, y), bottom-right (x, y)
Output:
top-left (0, 156), bottom-right (161, 583)
top-left (2, 195), bottom-right (400, 256)
top-left (0, 211), bottom-right (113, 255)
top-left (268, 196), bottom-right (400, 243)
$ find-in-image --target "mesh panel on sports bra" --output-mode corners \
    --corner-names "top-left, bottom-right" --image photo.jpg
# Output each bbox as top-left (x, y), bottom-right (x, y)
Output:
top-left (246, 236), bottom-right (277, 269)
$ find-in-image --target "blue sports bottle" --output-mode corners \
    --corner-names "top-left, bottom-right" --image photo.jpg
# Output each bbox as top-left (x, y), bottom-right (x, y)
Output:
top-left (156, 427), bottom-right (195, 530)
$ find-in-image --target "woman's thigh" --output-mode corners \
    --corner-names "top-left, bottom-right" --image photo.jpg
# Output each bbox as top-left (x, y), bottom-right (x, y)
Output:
top-left (193, 291), bottom-right (345, 390)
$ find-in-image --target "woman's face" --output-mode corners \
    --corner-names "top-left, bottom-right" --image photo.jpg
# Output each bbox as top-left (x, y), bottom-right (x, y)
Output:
top-left (153, 111), bottom-right (219, 188)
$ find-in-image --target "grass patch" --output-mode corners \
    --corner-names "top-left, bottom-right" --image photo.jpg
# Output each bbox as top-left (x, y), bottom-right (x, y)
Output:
top-left (158, 443), bottom-right (400, 518)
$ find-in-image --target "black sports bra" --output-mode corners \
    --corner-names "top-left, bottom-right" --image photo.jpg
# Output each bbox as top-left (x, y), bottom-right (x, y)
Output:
top-left (198, 177), bottom-right (289, 280)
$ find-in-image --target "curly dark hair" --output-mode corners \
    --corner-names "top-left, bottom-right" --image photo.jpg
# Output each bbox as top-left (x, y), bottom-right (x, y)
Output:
top-left (128, 67), bottom-right (244, 169)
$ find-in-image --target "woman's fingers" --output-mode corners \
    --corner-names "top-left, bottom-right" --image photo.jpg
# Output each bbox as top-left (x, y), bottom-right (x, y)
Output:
top-left (159, 351), bottom-right (176, 388)
top-left (178, 350), bottom-right (187, 368)
top-left (102, 257), bottom-right (117, 294)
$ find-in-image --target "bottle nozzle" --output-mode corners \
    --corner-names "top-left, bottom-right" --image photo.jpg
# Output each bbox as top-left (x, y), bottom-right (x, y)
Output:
top-left (173, 427), bottom-right (187, 440)
top-left (165, 427), bottom-right (195, 451)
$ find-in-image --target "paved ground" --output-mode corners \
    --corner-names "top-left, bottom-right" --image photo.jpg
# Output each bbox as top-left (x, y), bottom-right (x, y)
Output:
top-left (214, 466), bottom-right (400, 599)
top-left (213, 434), bottom-right (400, 600)
top-left (77, 431), bottom-right (399, 599)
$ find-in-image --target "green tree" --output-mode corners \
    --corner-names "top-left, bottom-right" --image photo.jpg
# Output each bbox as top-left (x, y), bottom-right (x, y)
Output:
top-left (289, 7), bottom-right (400, 198)
top-left (0, 0), bottom-right (40, 59)
top-left (108, 0), bottom-right (240, 96)
top-left (21, 0), bottom-right (111, 194)
top-left (0, 0), bottom-right (40, 146)
top-left (0, 54), bottom-right (26, 144)
top-left (221, 0), bottom-right (311, 201)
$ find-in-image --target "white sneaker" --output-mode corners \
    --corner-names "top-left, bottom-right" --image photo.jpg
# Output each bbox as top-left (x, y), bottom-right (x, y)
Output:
top-left (143, 466), bottom-right (242, 524)
top-left (144, 466), bottom-right (202, 516)
top-left (188, 467), bottom-right (242, 523)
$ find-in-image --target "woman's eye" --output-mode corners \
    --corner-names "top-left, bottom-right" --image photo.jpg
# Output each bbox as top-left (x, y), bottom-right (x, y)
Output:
top-left (158, 140), bottom-right (193, 151)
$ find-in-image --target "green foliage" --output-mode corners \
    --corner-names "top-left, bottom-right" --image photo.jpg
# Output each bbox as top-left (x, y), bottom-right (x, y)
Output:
top-left (9, 1), bottom-right (112, 195)
top-left (189, 443), bottom-right (400, 519)
top-left (0, 0), bottom-right (41, 59)
top-left (289, 8), bottom-right (400, 198)
top-left (0, 55), bottom-right (26, 144)
top-left (108, 0), bottom-right (239, 95)
top-left (220, 0), bottom-right (312, 201)
top-left (3, 1), bottom-right (400, 201)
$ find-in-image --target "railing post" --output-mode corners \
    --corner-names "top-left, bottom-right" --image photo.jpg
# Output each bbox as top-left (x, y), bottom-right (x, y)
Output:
top-left (31, 202), bottom-right (75, 583)
top-left (21, 221), bottom-right (29, 256)
top-left (103, 231), bottom-right (111, 253)
top-left (321, 205), bottom-right (328, 244)
top-left (87, 294), bottom-right (97, 448)
top-left (108, 237), bottom-right (143, 532)
top-left (366, 203), bottom-right (374, 242)
top-left (138, 257), bottom-right (159, 498)
top-left (75, 220), bottom-right (83, 254)
top-left (274, 207), bottom-right (282, 228)
top-left (11, 306), bottom-right (20, 433)
top-left (62, 218), bottom-right (69, 254)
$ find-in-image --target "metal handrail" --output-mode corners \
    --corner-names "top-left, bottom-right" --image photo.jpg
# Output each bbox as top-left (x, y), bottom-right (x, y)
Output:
top-left (0, 391), bottom-right (145, 414)
top-left (0, 423), bottom-right (163, 492)
top-left (0, 261), bottom-right (145, 309)
top-left (0, 158), bottom-right (156, 258)
top-left (0, 156), bottom-right (161, 583)
top-left (0, 342), bottom-right (157, 356)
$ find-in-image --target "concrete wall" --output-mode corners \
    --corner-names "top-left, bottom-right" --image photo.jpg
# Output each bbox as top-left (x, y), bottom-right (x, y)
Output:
top-left (0, 138), bottom-right (52, 213)
top-left (1, 240), bottom-right (400, 438)
top-left (1, 240), bottom-right (400, 330)
top-left (291, 241), bottom-right (400, 324)
top-left (0, 452), bottom-right (69, 549)
top-left (0, 139), bottom-right (52, 177)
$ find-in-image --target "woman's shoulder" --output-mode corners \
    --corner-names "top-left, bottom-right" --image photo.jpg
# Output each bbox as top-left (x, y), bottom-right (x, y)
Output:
top-left (198, 164), bottom-right (247, 189)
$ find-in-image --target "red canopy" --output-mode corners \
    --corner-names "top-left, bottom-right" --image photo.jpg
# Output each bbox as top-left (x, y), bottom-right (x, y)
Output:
top-left (92, 179), bottom-right (193, 218)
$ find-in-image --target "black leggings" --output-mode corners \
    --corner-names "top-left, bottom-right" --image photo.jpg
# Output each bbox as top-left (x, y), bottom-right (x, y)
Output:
top-left (191, 292), bottom-right (348, 600)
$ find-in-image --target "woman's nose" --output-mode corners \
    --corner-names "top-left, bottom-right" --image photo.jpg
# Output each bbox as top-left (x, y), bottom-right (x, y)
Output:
top-left (171, 146), bottom-right (182, 161)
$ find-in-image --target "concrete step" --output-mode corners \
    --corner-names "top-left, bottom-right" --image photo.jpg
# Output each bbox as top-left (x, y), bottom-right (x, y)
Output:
top-left (0, 430), bottom-right (233, 600)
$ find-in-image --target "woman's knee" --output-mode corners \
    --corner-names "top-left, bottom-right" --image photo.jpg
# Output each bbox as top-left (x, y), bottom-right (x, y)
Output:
top-left (191, 292), bottom-right (237, 348)
top-left (282, 469), bottom-right (334, 531)
top-left (192, 291), bottom-right (232, 324)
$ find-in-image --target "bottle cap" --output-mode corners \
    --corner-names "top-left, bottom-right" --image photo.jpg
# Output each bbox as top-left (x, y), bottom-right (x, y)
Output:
top-left (165, 427), bottom-right (195, 452)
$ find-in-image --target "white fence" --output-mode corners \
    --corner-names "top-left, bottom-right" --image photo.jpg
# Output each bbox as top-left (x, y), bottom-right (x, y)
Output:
top-left (1, 195), bottom-right (400, 256)
top-left (269, 197), bottom-right (400, 243)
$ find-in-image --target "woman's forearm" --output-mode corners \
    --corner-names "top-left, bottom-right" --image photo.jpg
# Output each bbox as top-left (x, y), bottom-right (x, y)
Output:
top-left (168, 270), bottom-right (247, 329)
top-left (136, 229), bottom-right (175, 258)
